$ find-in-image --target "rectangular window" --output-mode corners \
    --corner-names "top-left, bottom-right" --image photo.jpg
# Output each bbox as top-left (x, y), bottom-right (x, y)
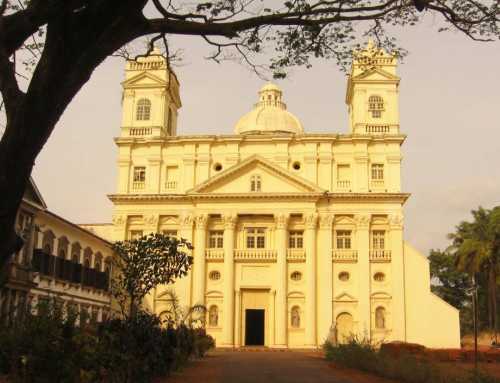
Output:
top-left (246, 228), bottom-right (265, 249)
top-left (209, 231), bottom-right (224, 248)
top-left (372, 230), bottom-right (386, 250)
top-left (166, 166), bottom-right (178, 189)
top-left (336, 230), bottom-right (352, 249)
top-left (289, 231), bottom-right (304, 249)
top-left (133, 167), bottom-right (146, 182)
top-left (129, 230), bottom-right (143, 240)
top-left (371, 164), bottom-right (384, 180)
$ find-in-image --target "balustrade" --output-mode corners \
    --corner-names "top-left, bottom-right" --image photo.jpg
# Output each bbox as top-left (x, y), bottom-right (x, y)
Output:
top-left (234, 249), bottom-right (277, 262)
top-left (205, 249), bottom-right (224, 261)
top-left (286, 249), bottom-right (306, 262)
top-left (369, 250), bottom-right (391, 261)
top-left (332, 249), bottom-right (358, 262)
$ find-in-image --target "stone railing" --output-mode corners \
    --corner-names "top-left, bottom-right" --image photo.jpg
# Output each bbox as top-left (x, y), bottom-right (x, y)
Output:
top-left (165, 181), bottom-right (178, 190)
top-left (234, 249), bottom-right (277, 262)
top-left (132, 181), bottom-right (145, 191)
top-left (332, 250), bottom-right (358, 262)
top-left (369, 250), bottom-right (391, 262)
top-left (370, 180), bottom-right (385, 189)
top-left (286, 249), bottom-right (306, 262)
top-left (353, 123), bottom-right (399, 135)
top-left (129, 127), bottom-right (152, 136)
top-left (205, 249), bottom-right (224, 261)
top-left (336, 180), bottom-right (351, 190)
top-left (128, 60), bottom-right (166, 71)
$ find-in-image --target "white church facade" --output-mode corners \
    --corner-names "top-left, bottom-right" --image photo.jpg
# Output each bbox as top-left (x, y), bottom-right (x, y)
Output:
top-left (98, 44), bottom-right (460, 348)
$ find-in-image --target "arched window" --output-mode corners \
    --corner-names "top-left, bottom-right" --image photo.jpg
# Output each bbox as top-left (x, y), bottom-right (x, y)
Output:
top-left (336, 312), bottom-right (354, 343)
top-left (291, 306), bottom-right (300, 328)
top-left (250, 175), bottom-right (261, 192)
top-left (375, 307), bottom-right (386, 329)
top-left (368, 95), bottom-right (384, 118)
top-left (136, 98), bottom-right (151, 121)
top-left (208, 305), bottom-right (219, 327)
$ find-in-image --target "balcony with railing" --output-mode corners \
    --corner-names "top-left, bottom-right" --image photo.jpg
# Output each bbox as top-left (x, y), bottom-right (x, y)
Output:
top-left (121, 125), bottom-right (168, 137)
top-left (132, 181), bottom-right (145, 191)
top-left (234, 249), bottom-right (277, 262)
top-left (332, 249), bottom-right (358, 262)
top-left (369, 250), bottom-right (391, 262)
top-left (286, 249), bottom-right (306, 262)
top-left (205, 249), bottom-right (224, 261)
top-left (336, 180), bottom-right (351, 191)
top-left (165, 181), bottom-right (178, 191)
top-left (370, 179), bottom-right (385, 190)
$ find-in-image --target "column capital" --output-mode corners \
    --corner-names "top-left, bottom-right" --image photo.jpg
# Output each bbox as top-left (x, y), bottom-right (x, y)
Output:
top-left (223, 214), bottom-right (238, 229)
top-left (195, 214), bottom-right (209, 229)
top-left (180, 213), bottom-right (194, 229)
top-left (319, 213), bottom-right (334, 229)
top-left (389, 213), bottom-right (404, 230)
top-left (274, 213), bottom-right (289, 230)
top-left (304, 213), bottom-right (318, 230)
top-left (112, 214), bottom-right (126, 227)
top-left (144, 214), bottom-right (159, 227)
top-left (355, 214), bottom-right (371, 229)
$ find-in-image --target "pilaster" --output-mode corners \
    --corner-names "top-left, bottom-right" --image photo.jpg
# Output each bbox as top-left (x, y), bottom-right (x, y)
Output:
top-left (356, 214), bottom-right (371, 338)
top-left (147, 156), bottom-right (162, 193)
top-left (193, 214), bottom-right (208, 305)
top-left (318, 213), bottom-right (334, 343)
top-left (179, 213), bottom-right (194, 307)
top-left (354, 153), bottom-right (369, 192)
top-left (274, 213), bottom-right (289, 347)
top-left (111, 214), bottom-right (128, 242)
top-left (222, 214), bottom-right (237, 346)
top-left (143, 214), bottom-right (159, 234)
top-left (304, 213), bottom-right (318, 346)
top-left (389, 213), bottom-right (406, 341)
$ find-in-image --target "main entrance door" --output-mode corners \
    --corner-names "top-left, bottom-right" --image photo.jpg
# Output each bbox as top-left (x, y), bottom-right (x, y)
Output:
top-left (245, 309), bottom-right (265, 346)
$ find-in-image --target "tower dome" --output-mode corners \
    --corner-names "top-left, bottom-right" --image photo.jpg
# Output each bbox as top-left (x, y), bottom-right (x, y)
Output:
top-left (234, 83), bottom-right (303, 135)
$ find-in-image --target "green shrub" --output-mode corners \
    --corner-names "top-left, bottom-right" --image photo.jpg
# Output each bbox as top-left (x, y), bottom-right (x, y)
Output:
top-left (0, 303), bottom-right (214, 383)
top-left (324, 340), bottom-right (500, 383)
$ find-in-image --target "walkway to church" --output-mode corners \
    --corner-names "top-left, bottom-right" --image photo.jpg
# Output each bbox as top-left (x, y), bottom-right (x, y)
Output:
top-left (163, 350), bottom-right (393, 383)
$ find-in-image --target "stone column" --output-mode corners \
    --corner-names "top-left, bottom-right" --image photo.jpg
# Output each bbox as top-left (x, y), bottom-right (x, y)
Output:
top-left (389, 213), bottom-right (406, 341)
top-left (222, 214), bottom-right (237, 346)
top-left (356, 214), bottom-right (371, 339)
top-left (179, 214), bottom-right (194, 307)
top-left (304, 213), bottom-right (318, 347)
top-left (274, 213), bottom-right (289, 347)
top-left (193, 214), bottom-right (208, 305)
top-left (318, 213), bottom-right (334, 343)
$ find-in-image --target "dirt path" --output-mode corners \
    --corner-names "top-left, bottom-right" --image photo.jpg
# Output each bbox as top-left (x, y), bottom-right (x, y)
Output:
top-left (162, 350), bottom-right (398, 383)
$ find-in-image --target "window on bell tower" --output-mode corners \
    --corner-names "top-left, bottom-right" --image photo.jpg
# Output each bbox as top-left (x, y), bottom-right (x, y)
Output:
top-left (368, 95), bottom-right (384, 118)
top-left (136, 98), bottom-right (151, 121)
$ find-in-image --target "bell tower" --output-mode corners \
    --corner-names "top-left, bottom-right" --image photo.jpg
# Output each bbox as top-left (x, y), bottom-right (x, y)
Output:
top-left (120, 47), bottom-right (181, 138)
top-left (345, 40), bottom-right (400, 135)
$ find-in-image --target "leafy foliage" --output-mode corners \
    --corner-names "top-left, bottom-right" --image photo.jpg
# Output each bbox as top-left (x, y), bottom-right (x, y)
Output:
top-left (0, 300), bottom-right (214, 383)
top-left (111, 232), bottom-right (193, 317)
top-left (324, 339), bottom-right (498, 383)
top-left (429, 206), bottom-right (500, 335)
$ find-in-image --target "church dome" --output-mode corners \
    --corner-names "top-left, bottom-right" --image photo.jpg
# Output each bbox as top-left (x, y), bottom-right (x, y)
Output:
top-left (234, 83), bottom-right (303, 135)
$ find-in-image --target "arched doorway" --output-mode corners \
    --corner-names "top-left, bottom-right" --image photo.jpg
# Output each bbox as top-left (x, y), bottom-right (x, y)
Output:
top-left (336, 312), bottom-right (354, 343)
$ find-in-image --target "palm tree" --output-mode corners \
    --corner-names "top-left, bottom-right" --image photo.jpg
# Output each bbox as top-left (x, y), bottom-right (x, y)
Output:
top-left (449, 207), bottom-right (500, 341)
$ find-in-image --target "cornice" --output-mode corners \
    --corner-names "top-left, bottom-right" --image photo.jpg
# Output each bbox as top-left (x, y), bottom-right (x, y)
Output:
top-left (107, 192), bottom-right (411, 204)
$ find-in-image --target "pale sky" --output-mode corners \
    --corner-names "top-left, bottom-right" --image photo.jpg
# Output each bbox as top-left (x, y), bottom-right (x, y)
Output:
top-left (26, 20), bottom-right (500, 256)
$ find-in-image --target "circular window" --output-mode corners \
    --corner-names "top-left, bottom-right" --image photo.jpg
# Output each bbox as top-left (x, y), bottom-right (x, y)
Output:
top-left (290, 271), bottom-right (302, 281)
top-left (292, 161), bottom-right (301, 171)
top-left (213, 163), bottom-right (223, 172)
top-left (209, 270), bottom-right (221, 281)
top-left (338, 272), bottom-right (350, 282)
top-left (374, 272), bottom-right (385, 282)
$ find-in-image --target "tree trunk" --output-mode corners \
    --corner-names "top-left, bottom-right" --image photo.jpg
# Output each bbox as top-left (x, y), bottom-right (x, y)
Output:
top-left (0, 2), bottom-right (148, 269)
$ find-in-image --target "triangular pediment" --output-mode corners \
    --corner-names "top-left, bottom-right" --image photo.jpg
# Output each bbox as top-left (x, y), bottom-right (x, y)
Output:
top-left (23, 177), bottom-right (47, 210)
top-left (334, 292), bottom-right (357, 302)
top-left (188, 155), bottom-right (325, 195)
top-left (122, 71), bottom-right (167, 88)
top-left (352, 67), bottom-right (399, 81)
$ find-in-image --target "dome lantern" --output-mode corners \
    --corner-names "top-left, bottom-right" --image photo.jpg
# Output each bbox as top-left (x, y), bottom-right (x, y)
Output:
top-left (234, 83), bottom-right (303, 135)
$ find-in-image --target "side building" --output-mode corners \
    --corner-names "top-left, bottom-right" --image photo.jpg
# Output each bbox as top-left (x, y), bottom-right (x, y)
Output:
top-left (0, 179), bottom-right (113, 325)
